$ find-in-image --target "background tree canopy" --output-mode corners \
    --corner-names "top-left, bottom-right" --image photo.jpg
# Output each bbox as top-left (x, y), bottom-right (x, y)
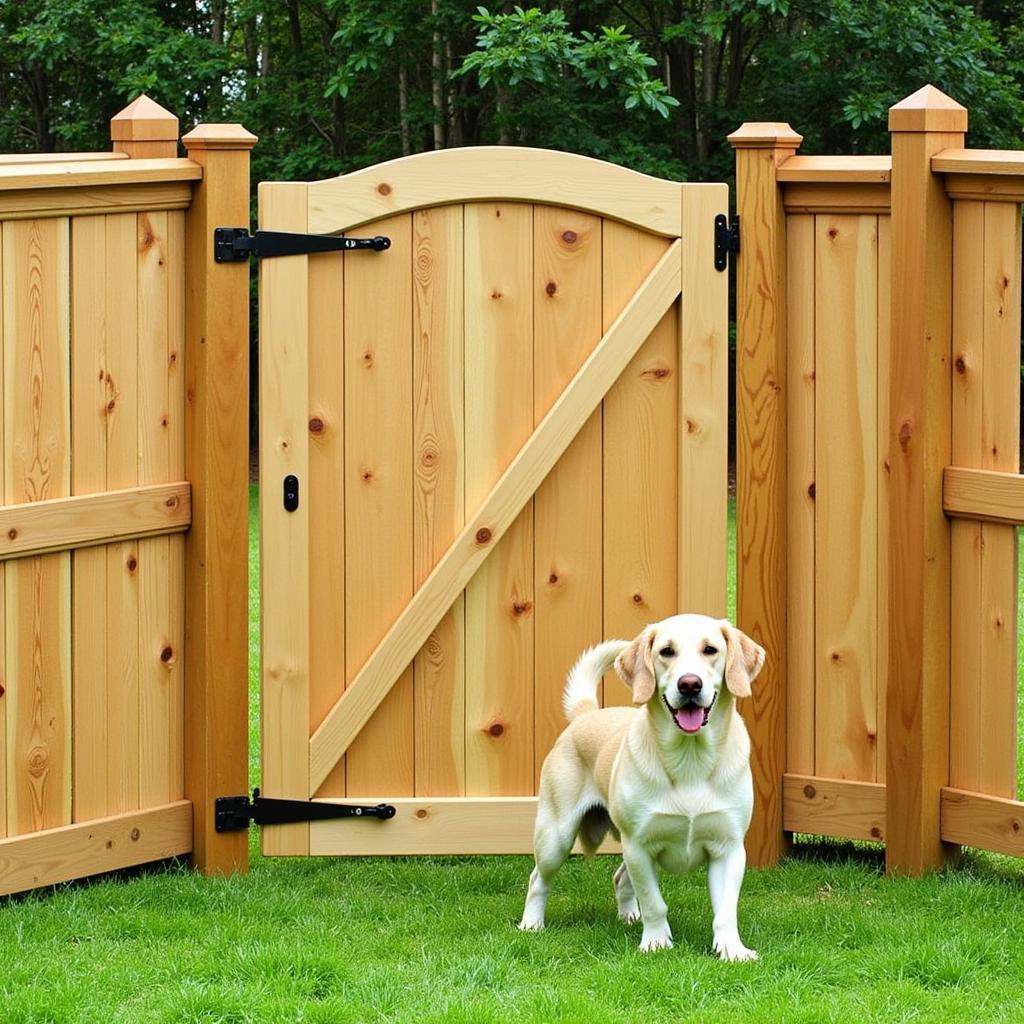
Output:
top-left (1, 0), bottom-right (1022, 185)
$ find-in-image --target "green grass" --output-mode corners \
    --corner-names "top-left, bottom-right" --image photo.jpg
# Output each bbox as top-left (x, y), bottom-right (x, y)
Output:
top-left (4, 489), bottom-right (1024, 1024)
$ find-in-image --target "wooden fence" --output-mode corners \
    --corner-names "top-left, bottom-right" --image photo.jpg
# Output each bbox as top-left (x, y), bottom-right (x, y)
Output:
top-left (734, 85), bottom-right (1024, 875)
top-left (0, 97), bottom-right (252, 895)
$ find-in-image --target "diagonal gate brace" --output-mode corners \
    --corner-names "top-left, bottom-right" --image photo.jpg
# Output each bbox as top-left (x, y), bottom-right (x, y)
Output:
top-left (307, 240), bottom-right (683, 792)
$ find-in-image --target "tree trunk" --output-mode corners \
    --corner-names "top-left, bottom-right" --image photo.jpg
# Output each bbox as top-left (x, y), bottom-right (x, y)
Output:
top-left (431, 0), bottom-right (445, 149)
top-left (399, 66), bottom-right (411, 155)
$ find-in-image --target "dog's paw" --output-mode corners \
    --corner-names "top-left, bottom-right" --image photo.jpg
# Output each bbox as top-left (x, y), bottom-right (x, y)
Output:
top-left (713, 933), bottom-right (758, 962)
top-left (639, 928), bottom-right (673, 952)
top-left (518, 917), bottom-right (545, 932)
top-left (618, 903), bottom-right (641, 925)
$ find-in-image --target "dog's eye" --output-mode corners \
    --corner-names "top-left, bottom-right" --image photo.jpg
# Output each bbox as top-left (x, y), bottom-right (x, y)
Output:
top-left (658, 646), bottom-right (675, 658)
top-left (703, 645), bottom-right (718, 656)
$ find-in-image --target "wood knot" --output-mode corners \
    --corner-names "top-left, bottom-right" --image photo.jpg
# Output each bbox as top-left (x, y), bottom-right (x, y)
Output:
top-left (488, 722), bottom-right (505, 738)
top-left (361, 469), bottom-right (374, 483)
top-left (870, 826), bottom-right (882, 839)
top-left (126, 555), bottom-right (138, 574)
top-left (545, 280), bottom-right (557, 297)
top-left (161, 416), bottom-right (169, 428)
top-left (160, 645), bottom-right (175, 664)
top-left (803, 784), bottom-right (816, 799)
top-left (165, 496), bottom-right (179, 510)
top-left (807, 482), bottom-right (816, 500)
top-left (28, 745), bottom-right (47, 778)
top-left (420, 442), bottom-right (439, 468)
top-left (309, 417), bottom-right (325, 434)
top-left (1011, 819), bottom-right (1021, 833)
top-left (632, 592), bottom-right (644, 605)
top-left (685, 418), bottom-right (698, 434)
top-left (377, 182), bottom-right (392, 195)
top-left (169, 351), bottom-right (178, 365)
top-left (130, 828), bottom-right (141, 842)
top-left (642, 365), bottom-right (671, 381)
top-left (561, 230), bottom-right (578, 244)
top-left (830, 650), bottom-right (841, 663)
top-left (511, 601), bottom-right (532, 617)
top-left (0, 682), bottom-right (5, 698)
top-left (954, 355), bottom-right (967, 375)
top-left (827, 226), bottom-right (839, 240)
top-left (548, 572), bottom-right (559, 585)
top-left (106, 399), bottom-right (117, 413)
top-left (362, 350), bottom-right (374, 368)
top-left (416, 808), bottom-right (428, 819)
top-left (491, 289), bottom-right (503, 300)
top-left (7, 528), bottom-right (17, 541)
top-left (475, 527), bottom-right (492, 545)
top-left (898, 421), bottom-right (912, 453)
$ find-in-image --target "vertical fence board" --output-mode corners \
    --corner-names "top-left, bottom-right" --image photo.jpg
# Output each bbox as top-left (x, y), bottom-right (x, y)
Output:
top-left (875, 215), bottom-right (891, 783)
top-left (259, 182), bottom-right (311, 854)
top-left (104, 213), bottom-right (141, 815)
top-left (679, 184), bottom-right (728, 617)
top-left (533, 207), bottom-right (603, 784)
top-left (3, 218), bottom-right (71, 835)
top-left (785, 214), bottom-right (815, 776)
top-left (601, 223), bottom-right (674, 709)
top-left (412, 206), bottom-right (466, 797)
top-left (814, 214), bottom-right (879, 781)
top-left (308, 245), bottom-right (346, 799)
top-left (345, 213), bottom-right (414, 797)
top-left (464, 202), bottom-right (535, 796)
top-left (0, 226), bottom-right (4, 838)
top-left (138, 210), bottom-right (178, 807)
top-left (70, 215), bottom-right (109, 820)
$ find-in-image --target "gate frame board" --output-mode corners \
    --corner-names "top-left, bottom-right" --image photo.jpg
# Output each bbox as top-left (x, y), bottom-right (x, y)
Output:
top-left (258, 150), bottom-right (729, 856)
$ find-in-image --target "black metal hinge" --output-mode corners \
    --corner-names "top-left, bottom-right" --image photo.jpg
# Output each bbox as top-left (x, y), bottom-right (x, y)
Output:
top-left (215, 789), bottom-right (396, 832)
top-left (714, 214), bottom-right (740, 272)
top-left (214, 228), bottom-right (391, 263)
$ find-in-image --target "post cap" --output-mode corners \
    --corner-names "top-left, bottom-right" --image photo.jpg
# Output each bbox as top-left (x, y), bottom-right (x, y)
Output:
top-left (727, 123), bottom-right (803, 150)
top-left (182, 124), bottom-right (258, 151)
top-left (110, 95), bottom-right (179, 141)
top-left (888, 85), bottom-right (967, 133)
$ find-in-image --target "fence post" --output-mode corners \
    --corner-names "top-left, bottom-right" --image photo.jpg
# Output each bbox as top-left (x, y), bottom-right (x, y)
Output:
top-left (110, 95), bottom-right (179, 158)
top-left (886, 85), bottom-right (965, 875)
top-left (181, 122), bottom-right (257, 876)
top-left (728, 122), bottom-right (802, 867)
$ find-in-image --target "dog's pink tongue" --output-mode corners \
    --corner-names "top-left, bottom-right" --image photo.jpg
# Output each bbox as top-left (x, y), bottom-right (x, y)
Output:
top-left (675, 706), bottom-right (704, 734)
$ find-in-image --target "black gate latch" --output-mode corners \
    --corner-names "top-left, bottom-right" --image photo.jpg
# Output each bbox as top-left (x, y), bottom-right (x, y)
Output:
top-left (713, 214), bottom-right (740, 272)
top-left (215, 789), bottom-right (396, 832)
top-left (214, 228), bottom-right (391, 263)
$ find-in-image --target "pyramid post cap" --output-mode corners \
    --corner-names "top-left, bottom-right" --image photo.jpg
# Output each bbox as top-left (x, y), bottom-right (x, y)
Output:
top-left (728, 122), bottom-right (803, 150)
top-left (181, 124), bottom-right (258, 152)
top-left (110, 95), bottom-right (179, 141)
top-left (888, 85), bottom-right (967, 133)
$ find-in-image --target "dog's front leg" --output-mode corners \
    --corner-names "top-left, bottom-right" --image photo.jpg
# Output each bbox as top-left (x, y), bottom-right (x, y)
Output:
top-left (621, 838), bottom-right (671, 951)
top-left (707, 843), bottom-right (757, 961)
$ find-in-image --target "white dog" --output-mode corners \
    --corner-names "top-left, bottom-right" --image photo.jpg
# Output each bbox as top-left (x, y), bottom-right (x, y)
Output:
top-left (519, 613), bottom-right (765, 960)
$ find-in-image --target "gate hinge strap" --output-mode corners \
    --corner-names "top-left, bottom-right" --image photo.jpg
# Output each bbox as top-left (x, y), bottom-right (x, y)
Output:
top-left (713, 214), bottom-right (740, 272)
top-left (214, 228), bottom-right (391, 263)
top-left (214, 789), bottom-right (396, 832)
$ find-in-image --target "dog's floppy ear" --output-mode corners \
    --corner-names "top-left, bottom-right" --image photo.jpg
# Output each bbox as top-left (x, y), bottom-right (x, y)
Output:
top-left (720, 622), bottom-right (765, 699)
top-left (615, 627), bottom-right (657, 705)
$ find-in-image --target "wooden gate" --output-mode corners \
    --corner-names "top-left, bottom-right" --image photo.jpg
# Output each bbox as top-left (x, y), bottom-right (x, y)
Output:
top-left (258, 149), bottom-right (728, 856)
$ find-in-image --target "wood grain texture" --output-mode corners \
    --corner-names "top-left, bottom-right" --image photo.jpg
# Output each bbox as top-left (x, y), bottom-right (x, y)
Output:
top-left (307, 241), bottom-right (347, 799)
top-left (259, 183), bottom-right (311, 854)
top-left (601, 222), bottom-right (675, 710)
top-left (944, 468), bottom-right (1024, 523)
top-left (783, 774), bottom-right (886, 842)
top-left (308, 148), bottom-right (682, 237)
top-left (0, 183), bottom-right (193, 222)
top-left (941, 788), bottom-right (1024, 856)
top-left (3, 217), bottom-right (71, 836)
top-left (0, 484), bottom-right (189, 560)
top-left (464, 202), bottom-right (535, 797)
top-left (941, 174), bottom-right (1024, 204)
top-left (875, 215), bottom-right (891, 785)
top-left (731, 129), bottom-right (801, 866)
top-left (814, 214), bottom-right (879, 781)
top-left (785, 214), bottom-right (815, 776)
top-left (309, 796), bottom-right (619, 856)
top-left (886, 125), bottom-right (963, 875)
top-left (0, 799), bottom-right (191, 897)
top-left (679, 185), bottom-right (728, 617)
top-left (0, 227), bottom-right (4, 838)
top-left (104, 213), bottom-right (141, 817)
top-left (344, 213), bottom-right (414, 799)
top-left (533, 207), bottom-right (603, 783)
top-left (412, 206), bottom-right (465, 797)
top-left (781, 183), bottom-right (890, 214)
top-left (776, 156), bottom-right (891, 182)
top-left (307, 241), bottom-right (683, 791)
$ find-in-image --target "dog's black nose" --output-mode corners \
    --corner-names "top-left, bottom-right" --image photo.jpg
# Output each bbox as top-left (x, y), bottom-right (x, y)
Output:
top-left (677, 674), bottom-right (702, 696)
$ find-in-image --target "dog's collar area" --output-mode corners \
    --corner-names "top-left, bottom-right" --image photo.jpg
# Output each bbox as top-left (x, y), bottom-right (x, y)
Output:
top-left (662, 691), bottom-right (717, 733)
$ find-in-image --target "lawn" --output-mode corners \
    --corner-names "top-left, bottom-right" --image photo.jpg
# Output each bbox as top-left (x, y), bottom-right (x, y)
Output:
top-left (3, 490), bottom-right (1024, 1024)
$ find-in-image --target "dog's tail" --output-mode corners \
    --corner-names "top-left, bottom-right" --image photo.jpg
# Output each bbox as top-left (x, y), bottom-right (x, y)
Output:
top-left (562, 640), bottom-right (630, 722)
